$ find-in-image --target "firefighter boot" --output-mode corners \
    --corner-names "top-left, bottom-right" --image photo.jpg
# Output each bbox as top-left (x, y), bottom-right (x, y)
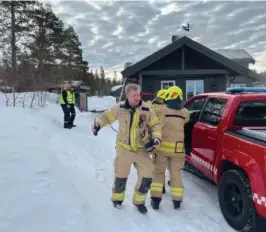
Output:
top-left (113, 200), bottom-right (123, 208)
top-left (173, 200), bottom-right (181, 209)
top-left (64, 122), bottom-right (72, 129)
top-left (162, 184), bottom-right (166, 194)
top-left (150, 197), bottom-right (161, 210)
top-left (135, 204), bottom-right (148, 214)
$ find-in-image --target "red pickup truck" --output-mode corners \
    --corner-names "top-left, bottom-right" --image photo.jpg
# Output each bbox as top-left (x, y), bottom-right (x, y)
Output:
top-left (183, 88), bottom-right (266, 232)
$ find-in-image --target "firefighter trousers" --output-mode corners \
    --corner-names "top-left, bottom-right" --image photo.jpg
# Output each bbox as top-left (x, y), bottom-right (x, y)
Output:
top-left (150, 151), bottom-right (185, 201)
top-left (112, 145), bottom-right (154, 205)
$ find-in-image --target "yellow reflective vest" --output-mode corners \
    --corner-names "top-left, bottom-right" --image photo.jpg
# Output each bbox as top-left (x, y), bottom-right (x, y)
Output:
top-left (59, 90), bottom-right (75, 104)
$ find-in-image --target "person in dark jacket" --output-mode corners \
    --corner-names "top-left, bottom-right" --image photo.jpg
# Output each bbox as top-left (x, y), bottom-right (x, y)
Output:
top-left (59, 83), bottom-right (72, 129)
top-left (69, 86), bottom-right (76, 127)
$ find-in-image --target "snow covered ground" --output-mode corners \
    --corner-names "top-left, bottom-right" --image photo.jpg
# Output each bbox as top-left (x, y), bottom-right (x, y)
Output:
top-left (0, 93), bottom-right (236, 232)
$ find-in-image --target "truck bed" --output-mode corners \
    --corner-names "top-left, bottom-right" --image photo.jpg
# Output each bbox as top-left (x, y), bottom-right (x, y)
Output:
top-left (239, 128), bottom-right (266, 142)
top-left (227, 128), bottom-right (266, 146)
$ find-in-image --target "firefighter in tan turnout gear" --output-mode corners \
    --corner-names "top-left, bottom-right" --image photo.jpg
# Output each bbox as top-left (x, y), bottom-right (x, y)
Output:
top-left (147, 89), bottom-right (168, 120)
top-left (149, 85), bottom-right (190, 210)
top-left (147, 89), bottom-right (168, 194)
top-left (91, 83), bottom-right (162, 214)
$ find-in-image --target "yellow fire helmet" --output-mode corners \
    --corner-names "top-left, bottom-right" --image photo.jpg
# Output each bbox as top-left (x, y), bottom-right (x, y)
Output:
top-left (156, 89), bottom-right (168, 100)
top-left (165, 86), bottom-right (183, 101)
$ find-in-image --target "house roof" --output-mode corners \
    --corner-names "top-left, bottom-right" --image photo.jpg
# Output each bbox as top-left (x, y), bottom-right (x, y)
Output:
top-left (215, 49), bottom-right (255, 64)
top-left (111, 85), bottom-right (122, 92)
top-left (71, 80), bottom-right (83, 87)
top-left (121, 36), bottom-right (263, 83)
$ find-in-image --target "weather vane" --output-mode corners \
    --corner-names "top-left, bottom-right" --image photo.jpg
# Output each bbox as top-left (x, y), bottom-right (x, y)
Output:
top-left (179, 22), bottom-right (190, 32)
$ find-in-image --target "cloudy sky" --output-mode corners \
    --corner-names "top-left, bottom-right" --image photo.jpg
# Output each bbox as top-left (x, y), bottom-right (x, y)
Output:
top-left (49, 0), bottom-right (266, 79)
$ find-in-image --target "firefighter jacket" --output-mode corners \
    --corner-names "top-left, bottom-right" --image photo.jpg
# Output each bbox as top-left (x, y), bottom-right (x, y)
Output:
top-left (96, 100), bottom-right (162, 152)
top-left (156, 105), bottom-right (190, 153)
top-left (147, 100), bottom-right (165, 121)
top-left (59, 90), bottom-right (75, 105)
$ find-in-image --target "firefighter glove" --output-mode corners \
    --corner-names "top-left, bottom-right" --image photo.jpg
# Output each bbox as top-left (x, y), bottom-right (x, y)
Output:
top-left (144, 138), bottom-right (161, 152)
top-left (92, 123), bottom-right (100, 136)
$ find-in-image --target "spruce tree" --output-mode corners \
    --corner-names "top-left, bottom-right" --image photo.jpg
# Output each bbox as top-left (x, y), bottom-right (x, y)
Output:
top-left (0, 1), bottom-right (36, 105)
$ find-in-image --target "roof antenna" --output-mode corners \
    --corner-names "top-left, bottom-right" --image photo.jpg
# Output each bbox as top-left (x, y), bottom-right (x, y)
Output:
top-left (182, 22), bottom-right (190, 32)
top-left (178, 22), bottom-right (190, 32)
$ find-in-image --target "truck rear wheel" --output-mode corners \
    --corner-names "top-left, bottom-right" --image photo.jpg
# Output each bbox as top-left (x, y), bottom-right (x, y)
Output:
top-left (218, 169), bottom-right (255, 231)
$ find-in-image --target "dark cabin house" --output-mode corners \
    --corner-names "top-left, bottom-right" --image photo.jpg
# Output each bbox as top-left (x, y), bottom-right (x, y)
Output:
top-left (121, 36), bottom-right (264, 101)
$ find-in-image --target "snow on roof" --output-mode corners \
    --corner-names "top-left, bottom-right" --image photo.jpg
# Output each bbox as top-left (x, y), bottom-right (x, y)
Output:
top-left (71, 80), bottom-right (83, 86)
top-left (215, 49), bottom-right (255, 62)
top-left (111, 85), bottom-right (122, 92)
top-left (87, 96), bottom-right (117, 111)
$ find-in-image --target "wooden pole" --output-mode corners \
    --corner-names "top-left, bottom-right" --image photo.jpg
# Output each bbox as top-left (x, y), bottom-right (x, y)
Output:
top-left (119, 77), bottom-right (127, 103)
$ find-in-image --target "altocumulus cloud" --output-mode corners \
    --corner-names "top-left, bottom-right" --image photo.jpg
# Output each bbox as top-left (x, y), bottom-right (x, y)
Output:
top-left (49, 0), bottom-right (266, 78)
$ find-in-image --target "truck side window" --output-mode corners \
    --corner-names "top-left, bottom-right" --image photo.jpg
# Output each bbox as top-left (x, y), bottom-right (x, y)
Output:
top-left (200, 98), bottom-right (227, 126)
top-left (234, 101), bottom-right (266, 126)
top-left (186, 98), bottom-right (206, 111)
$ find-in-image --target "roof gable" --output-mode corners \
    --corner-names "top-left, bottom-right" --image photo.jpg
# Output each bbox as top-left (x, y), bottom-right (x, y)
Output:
top-left (121, 36), bottom-right (262, 82)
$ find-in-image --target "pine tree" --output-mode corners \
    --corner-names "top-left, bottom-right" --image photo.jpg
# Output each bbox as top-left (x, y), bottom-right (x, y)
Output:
top-left (94, 69), bottom-right (100, 96)
top-left (61, 25), bottom-right (85, 81)
top-left (0, 1), bottom-right (36, 105)
top-left (106, 77), bottom-right (112, 95)
top-left (27, 2), bottom-right (65, 88)
top-left (0, 1), bottom-right (95, 98)
top-left (100, 66), bottom-right (106, 95)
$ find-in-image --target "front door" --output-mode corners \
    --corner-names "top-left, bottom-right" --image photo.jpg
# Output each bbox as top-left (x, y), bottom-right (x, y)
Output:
top-left (191, 97), bottom-right (228, 177)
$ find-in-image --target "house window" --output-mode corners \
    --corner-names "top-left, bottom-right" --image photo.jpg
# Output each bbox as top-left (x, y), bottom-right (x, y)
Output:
top-left (230, 84), bottom-right (246, 87)
top-left (186, 80), bottom-right (204, 100)
top-left (161, 80), bottom-right (175, 89)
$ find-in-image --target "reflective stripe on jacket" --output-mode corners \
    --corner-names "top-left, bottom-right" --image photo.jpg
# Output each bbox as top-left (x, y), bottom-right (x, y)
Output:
top-left (96, 100), bottom-right (161, 152)
top-left (156, 106), bottom-right (190, 153)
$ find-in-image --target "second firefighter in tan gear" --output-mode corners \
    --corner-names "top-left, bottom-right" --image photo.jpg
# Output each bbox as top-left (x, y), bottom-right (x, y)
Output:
top-left (92, 83), bottom-right (161, 214)
top-left (147, 89), bottom-right (168, 193)
top-left (147, 89), bottom-right (168, 120)
top-left (150, 85), bottom-right (190, 210)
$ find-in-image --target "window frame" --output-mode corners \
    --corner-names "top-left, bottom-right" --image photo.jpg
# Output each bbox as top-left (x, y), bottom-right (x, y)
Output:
top-left (186, 80), bottom-right (204, 100)
top-left (233, 100), bottom-right (266, 126)
top-left (185, 97), bottom-right (207, 112)
top-left (198, 97), bottom-right (228, 126)
top-left (160, 80), bottom-right (176, 89)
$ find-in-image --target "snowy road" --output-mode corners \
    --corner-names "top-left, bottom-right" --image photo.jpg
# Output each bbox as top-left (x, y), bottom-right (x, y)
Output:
top-left (0, 102), bottom-right (236, 232)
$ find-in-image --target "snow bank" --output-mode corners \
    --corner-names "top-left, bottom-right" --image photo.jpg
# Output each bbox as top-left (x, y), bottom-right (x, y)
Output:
top-left (87, 96), bottom-right (116, 111)
top-left (0, 91), bottom-right (49, 108)
top-left (0, 91), bottom-right (117, 112)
